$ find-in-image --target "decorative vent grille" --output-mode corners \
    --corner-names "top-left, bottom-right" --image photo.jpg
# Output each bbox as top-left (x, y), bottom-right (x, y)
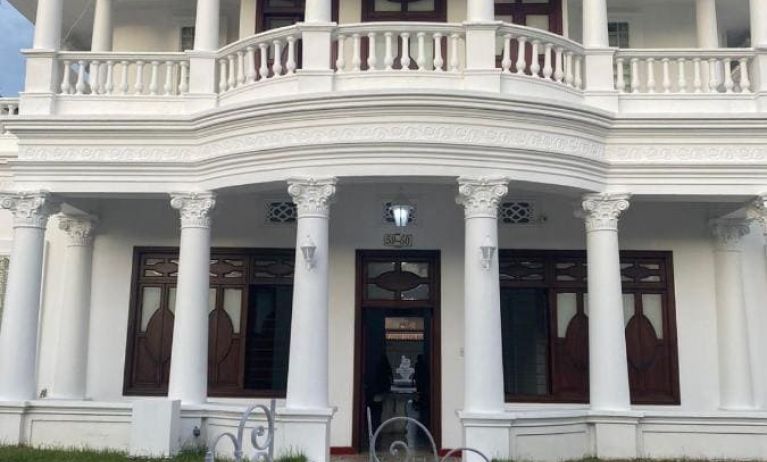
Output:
top-left (384, 202), bottom-right (416, 225)
top-left (500, 201), bottom-right (537, 224)
top-left (265, 201), bottom-right (297, 224)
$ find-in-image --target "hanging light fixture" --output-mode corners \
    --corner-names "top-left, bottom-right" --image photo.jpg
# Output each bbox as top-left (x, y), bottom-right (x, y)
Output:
top-left (389, 190), bottom-right (413, 228)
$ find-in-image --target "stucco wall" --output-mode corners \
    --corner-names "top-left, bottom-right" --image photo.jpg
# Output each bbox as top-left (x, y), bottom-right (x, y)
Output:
top-left (26, 183), bottom-right (767, 450)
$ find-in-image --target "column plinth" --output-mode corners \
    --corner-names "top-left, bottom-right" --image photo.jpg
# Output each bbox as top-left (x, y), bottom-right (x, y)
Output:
top-left (710, 218), bottom-right (755, 409)
top-left (50, 215), bottom-right (98, 400)
top-left (0, 192), bottom-right (59, 401)
top-left (167, 192), bottom-right (216, 405)
top-left (285, 178), bottom-right (336, 411)
top-left (456, 177), bottom-right (508, 414)
top-left (581, 193), bottom-right (632, 412)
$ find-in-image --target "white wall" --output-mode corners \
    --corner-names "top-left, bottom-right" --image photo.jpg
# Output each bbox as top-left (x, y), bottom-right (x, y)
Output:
top-left (29, 185), bottom-right (767, 451)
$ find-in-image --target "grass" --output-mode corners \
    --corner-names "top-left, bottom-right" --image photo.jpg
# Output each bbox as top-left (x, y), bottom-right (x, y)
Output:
top-left (0, 447), bottom-right (207, 461)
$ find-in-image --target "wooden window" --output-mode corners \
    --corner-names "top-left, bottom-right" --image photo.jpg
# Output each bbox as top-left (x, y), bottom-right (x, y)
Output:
top-left (362, 0), bottom-right (446, 22)
top-left (499, 250), bottom-right (679, 405)
top-left (257, 0), bottom-right (340, 32)
top-left (124, 248), bottom-right (295, 397)
top-left (494, 0), bottom-right (563, 35)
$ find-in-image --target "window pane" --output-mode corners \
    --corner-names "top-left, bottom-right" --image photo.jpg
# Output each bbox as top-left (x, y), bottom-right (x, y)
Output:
top-left (208, 288), bottom-right (217, 313)
top-left (245, 286), bottom-right (293, 391)
top-left (401, 262), bottom-right (428, 278)
top-left (556, 292), bottom-right (578, 338)
top-left (374, 0), bottom-right (401, 12)
top-left (525, 14), bottom-right (550, 31)
top-left (408, 0), bottom-right (436, 12)
top-left (501, 288), bottom-right (550, 396)
top-left (140, 287), bottom-right (162, 332)
top-left (643, 294), bottom-right (664, 338)
top-left (368, 262), bottom-right (395, 278)
top-left (401, 284), bottom-right (429, 301)
top-left (168, 287), bottom-right (176, 314)
top-left (367, 284), bottom-right (396, 300)
top-left (223, 288), bottom-right (243, 334)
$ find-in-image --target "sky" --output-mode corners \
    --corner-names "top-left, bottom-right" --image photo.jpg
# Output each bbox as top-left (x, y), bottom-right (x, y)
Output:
top-left (0, 1), bottom-right (33, 97)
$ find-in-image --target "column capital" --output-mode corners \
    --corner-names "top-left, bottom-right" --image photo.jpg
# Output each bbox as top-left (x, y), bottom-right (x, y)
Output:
top-left (0, 191), bottom-right (59, 229)
top-left (748, 195), bottom-right (767, 235)
top-left (456, 176), bottom-right (510, 219)
top-left (58, 214), bottom-right (98, 247)
top-left (287, 177), bottom-right (337, 218)
top-left (710, 218), bottom-right (752, 252)
top-left (170, 192), bottom-right (216, 228)
top-left (581, 193), bottom-right (631, 232)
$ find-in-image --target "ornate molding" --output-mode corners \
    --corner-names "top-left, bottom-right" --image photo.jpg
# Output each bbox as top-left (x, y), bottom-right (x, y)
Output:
top-left (58, 215), bottom-right (98, 247)
top-left (287, 178), bottom-right (337, 218)
top-left (606, 145), bottom-right (767, 164)
top-left (580, 193), bottom-right (631, 232)
top-left (710, 218), bottom-right (752, 252)
top-left (17, 123), bottom-right (606, 163)
top-left (170, 192), bottom-right (217, 228)
top-left (0, 191), bottom-right (59, 229)
top-left (456, 177), bottom-right (510, 219)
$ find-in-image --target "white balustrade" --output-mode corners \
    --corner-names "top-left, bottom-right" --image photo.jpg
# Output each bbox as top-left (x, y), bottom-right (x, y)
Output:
top-left (614, 50), bottom-right (754, 94)
top-left (497, 24), bottom-right (584, 90)
top-left (58, 53), bottom-right (189, 96)
top-left (0, 99), bottom-right (19, 117)
top-left (333, 23), bottom-right (464, 73)
top-left (216, 25), bottom-right (300, 94)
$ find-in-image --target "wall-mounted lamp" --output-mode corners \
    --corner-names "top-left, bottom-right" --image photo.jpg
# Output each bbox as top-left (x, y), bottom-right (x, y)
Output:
top-left (479, 235), bottom-right (496, 270)
top-left (390, 190), bottom-right (414, 228)
top-left (300, 235), bottom-right (316, 270)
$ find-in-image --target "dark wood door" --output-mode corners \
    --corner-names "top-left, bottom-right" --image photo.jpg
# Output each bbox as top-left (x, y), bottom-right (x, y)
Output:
top-left (353, 250), bottom-right (442, 453)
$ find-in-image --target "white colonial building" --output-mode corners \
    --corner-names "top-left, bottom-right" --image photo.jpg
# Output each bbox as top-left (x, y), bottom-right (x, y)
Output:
top-left (0, 0), bottom-right (767, 460)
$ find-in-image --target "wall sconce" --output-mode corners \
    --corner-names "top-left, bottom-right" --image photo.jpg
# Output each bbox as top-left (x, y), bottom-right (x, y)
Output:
top-left (300, 235), bottom-right (316, 270)
top-left (390, 190), bottom-right (413, 228)
top-left (480, 235), bottom-right (496, 270)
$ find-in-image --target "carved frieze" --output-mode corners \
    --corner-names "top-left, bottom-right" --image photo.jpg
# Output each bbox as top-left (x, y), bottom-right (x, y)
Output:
top-left (580, 193), bottom-right (631, 232)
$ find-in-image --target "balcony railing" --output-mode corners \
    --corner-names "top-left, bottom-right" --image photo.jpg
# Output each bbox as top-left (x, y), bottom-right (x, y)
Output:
top-left (16, 22), bottom-right (765, 117)
top-left (615, 49), bottom-right (754, 94)
top-left (0, 98), bottom-right (19, 116)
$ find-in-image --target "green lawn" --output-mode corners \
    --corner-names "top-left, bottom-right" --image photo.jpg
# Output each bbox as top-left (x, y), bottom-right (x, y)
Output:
top-left (0, 447), bottom-right (208, 462)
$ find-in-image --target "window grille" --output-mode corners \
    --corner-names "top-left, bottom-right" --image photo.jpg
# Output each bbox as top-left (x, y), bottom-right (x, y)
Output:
top-left (500, 201), bottom-right (536, 224)
top-left (266, 201), bottom-right (297, 224)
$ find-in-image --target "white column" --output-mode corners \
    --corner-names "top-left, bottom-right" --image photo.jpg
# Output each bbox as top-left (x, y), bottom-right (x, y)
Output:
top-left (285, 178), bottom-right (336, 410)
top-left (752, 0), bottom-right (767, 48)
top-left (456, 177), bottom-right (509, 413)
top-left (50, 215), bottom-right (98, 400)
top-left (581, 194), bottom-right (632, 411)
top-left (0, 192), bottom-right (59, 401)
top-left (91, 0), bottom-right (114, 52)
top-left (582, 0), bottom-right (609, 49)
top-left (239, 0), bottom-right (257, 39)
top-left (167, 192), bottom-right (216, 405)
top-left (467, 0), bottom-right (495, 23)
top-left (194, 0), bottom-right (221, 51)
top-left (32, 0), bottom-right (63, 50)
top-left (305, 0), bottom-right (332, 23)
top-left (696, 0), bottom-right (719, 48)
top-left (710, 218), bottom-right (755, 409)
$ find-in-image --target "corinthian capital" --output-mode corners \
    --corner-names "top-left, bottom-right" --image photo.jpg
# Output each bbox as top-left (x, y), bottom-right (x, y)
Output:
top-left (59, 214), bottom-right (98, 246)
top-left (456, 177), bottom-right (510, 219)
top-left (749, 195), bottom-right (767, 235)
top-left (287, 177), bottom-right (337, 218)
top-left (710, 218), bottom-right (752, 252)
top-left (0, 191), bottom-right (60, 229)
top-left (170, 192), bottom-right (217, 228)
top-left (581, 193), bottom-right (631, 232)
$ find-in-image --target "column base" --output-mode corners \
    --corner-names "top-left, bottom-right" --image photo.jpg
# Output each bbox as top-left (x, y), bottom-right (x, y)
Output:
top-left (0, 401), bottom-right (26, 445)
top-left (459, 410), bottom-right (512, 462)
top-left (590, 412), bottom-right (640, 459)
top-left (129, 399), bottom-right (181, 458)
top-left (277, 407), bottom-right (335, 462)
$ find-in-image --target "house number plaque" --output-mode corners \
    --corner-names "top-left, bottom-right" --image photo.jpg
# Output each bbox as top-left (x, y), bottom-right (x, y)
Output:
top-left (384, 233), bottom-right (413, 248)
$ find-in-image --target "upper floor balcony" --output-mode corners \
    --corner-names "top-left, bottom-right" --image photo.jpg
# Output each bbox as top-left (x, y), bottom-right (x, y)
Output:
top-left (3, 0), bottom-right (767, 120)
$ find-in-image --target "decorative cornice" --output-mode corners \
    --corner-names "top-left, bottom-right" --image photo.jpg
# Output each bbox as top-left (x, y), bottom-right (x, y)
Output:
top-left (580, 193), bottom-right (631, 232)
top-left (0, 191), bottom-right (59, 229)
top-left (456, 177), bottom-right (510, 219)
top-left (17, 123), bottom-right (606, 163)
top-left (710, 218), bottom-right (752, 252)
top-left (170, 192), bottom-right (217, 228)
top-left (58, 214), bottom-right (98, 247)
top-left (287, 178), bottom-right (337, 218)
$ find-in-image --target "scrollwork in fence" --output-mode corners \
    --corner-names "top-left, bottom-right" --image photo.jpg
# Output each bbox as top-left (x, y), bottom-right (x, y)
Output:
top-left (205, 399), bottom-right (276, 462)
